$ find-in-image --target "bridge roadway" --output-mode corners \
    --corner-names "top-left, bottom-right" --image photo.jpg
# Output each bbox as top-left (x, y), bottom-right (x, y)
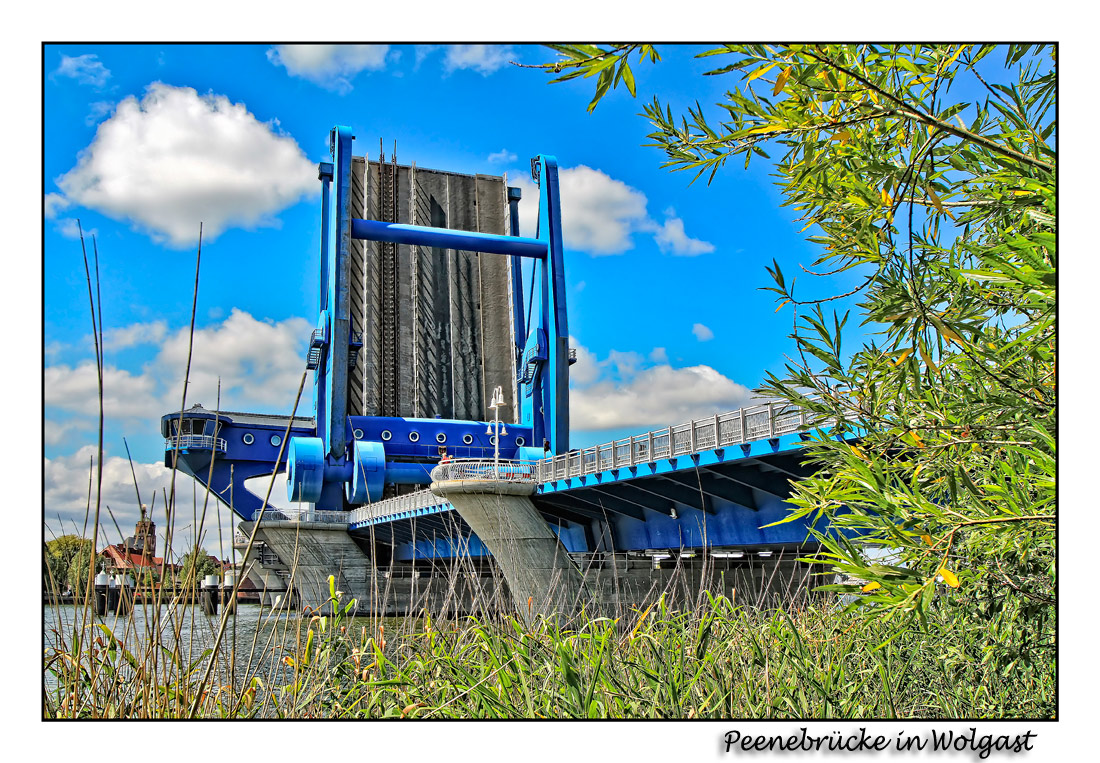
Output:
top-left (263, 400), bottom-right (844, 562)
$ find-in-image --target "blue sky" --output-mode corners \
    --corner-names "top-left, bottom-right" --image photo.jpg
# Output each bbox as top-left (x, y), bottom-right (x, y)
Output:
top-left (43, 43), bottom-right (869, 549)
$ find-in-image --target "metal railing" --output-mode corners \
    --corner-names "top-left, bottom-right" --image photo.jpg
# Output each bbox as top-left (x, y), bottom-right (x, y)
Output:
top-left (164, 434), bottom-right (227, 452)
top-left (252, 510), bottom-right (291, 521)
top-left (343, 399), bottom-right (834, 528)
top-left (249, 508), bottom-right (348, 524)
top-left (535, 399), bottom-right (832, 482)
top-left (430, 459), bottom-right (539, 483)
top-left (295, 509), bottom-right (350, 524)
top-left (348, 489), bottom-right (449, 526)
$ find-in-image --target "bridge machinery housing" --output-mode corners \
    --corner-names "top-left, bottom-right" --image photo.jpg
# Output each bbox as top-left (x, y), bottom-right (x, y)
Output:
top-left (163, 126), bottom-right (574, 523)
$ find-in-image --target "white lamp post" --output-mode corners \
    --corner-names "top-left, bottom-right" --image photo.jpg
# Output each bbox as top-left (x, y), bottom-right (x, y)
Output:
top-left (486, 385), bottom-right (508, 478)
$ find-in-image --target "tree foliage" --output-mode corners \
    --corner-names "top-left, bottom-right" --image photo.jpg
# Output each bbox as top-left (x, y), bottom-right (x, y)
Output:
top-left (45, 535), bottom-right (95, 592)
top-left (68, 544), bottom-right (105, 597)
top-left (538, 44), bottom-right (1055, 669)
top-left (178, 549), bottom-right (218, 586)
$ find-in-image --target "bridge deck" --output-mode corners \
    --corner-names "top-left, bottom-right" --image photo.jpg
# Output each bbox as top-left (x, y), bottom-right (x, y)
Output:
top-left (334, 400), bottom-right (844, 557)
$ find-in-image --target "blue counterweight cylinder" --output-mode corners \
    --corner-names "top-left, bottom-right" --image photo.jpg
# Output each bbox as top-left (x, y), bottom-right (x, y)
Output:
top-left (346, 440), bottom-right (386, 504)
top-left (287, 436), bottom-right (325, 503)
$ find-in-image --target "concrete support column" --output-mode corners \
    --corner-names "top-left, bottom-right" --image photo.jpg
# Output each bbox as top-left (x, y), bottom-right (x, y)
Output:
top-left (239, 520), bottom-right (372, 612)
top-left (431, 478), bottom-right (589, 623)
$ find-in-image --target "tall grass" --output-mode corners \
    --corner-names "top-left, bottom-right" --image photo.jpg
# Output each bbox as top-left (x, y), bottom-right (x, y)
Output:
top-left (44, 573), bottom-right (1055, 719)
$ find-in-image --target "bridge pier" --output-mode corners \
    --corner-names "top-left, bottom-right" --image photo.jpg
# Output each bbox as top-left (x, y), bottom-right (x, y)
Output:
top-left (237, 519), bottom-right (511, 616)
top-left (430, 477), bottom-right (591, 623)
top-left (238, 520), bottom-right (371, 613)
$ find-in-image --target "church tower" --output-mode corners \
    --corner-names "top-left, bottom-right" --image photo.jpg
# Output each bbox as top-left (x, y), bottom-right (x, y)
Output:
top-left (128, 504), bottom-right (156, 558)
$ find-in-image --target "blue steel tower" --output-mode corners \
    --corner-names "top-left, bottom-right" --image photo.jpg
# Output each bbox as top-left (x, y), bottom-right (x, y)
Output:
top-left (162, 127), bottom-right (575, 517)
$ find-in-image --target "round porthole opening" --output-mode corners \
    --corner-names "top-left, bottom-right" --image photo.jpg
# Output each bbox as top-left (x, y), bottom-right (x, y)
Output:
top-left (242, 433), bottom-right (254, 445)
top-left (353, 428), bottom-right (364, 440)
top-left (436, 433), bottom-right (447, 443)
top-left (269, 434), bottom-right (282, 447)
top-left (515, 436), bottom-right (525, 446)
top-left (380, 430), bottom-right (392, 441)
top-left (462, 434), bottom-right (474, 445)
top-left (408, 431), bottom-right (420, 443)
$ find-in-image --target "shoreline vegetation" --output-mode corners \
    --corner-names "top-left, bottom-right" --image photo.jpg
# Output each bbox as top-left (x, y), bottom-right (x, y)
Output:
top-left (43, 573), bottom-right (1054, 719)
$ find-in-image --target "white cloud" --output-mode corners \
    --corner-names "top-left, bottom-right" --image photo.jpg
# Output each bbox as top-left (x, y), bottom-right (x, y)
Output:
top-left (155, 309), bottom-right (312, 412)
top-left (567, 338), bottom-right (601, 386)
top-left (266, 45), bottom-right (390, 93)
top-left (568, 340), bottom-right (754, 431)
top-left (85, 100), bottom-right (114, 126)
top-left (653, 208), bottom-right (715, 256)
top-left (692, 323), bottom-right (714, 341)
top-left (45, 361), bottom-right (162, 420)
top-left (44, 419), bottom-right (93, 447)
top-left (55, 83), bottom-right (317, 246)
top-left (570, 350), bottom-right (753, 433)
top-left (45, 310), bottom-right (311, 426)
top-left (44, 193), bottom-right (69, 219)
top-left (515, 166), bottom-right (649, 255)
top-left (54, 218), bottom-right (96, 240)
top-left (103, 320), bottom-right (168, 350)
top-left (444, 45), bottom-right (515, 75)
top-left (513, 167), bottom-right (712, 257)
top-left (43, 445), bottom-right (257, 556)
top-left (53, 54), bottom-right (111, 87)
top-left (414, 45), bottom-right (440, 70)
top-left (488, 148), bottom-right (517, 164)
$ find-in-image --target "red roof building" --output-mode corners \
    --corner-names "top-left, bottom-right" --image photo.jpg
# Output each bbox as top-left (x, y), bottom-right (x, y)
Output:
top-left (99, 505), bottom-right (176, 574)
top-left (100, 544), bottom-right (170, 572)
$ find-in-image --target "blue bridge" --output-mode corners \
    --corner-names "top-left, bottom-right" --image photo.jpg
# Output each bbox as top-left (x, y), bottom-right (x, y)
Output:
top-left (162, 126), bottom-right (843, 570)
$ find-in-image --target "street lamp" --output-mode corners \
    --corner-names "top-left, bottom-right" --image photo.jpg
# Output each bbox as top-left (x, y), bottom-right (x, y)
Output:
top-left (486, 385), bottom-right (508, 477)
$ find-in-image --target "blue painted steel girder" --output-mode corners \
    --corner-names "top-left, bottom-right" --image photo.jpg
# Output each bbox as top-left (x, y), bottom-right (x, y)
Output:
top-left (661, 470), bottom-right (759, 509)
top-left (324, 125), bottom-right (355, 460)
top-left (350, 219), bottom-right (547, 259)
top-left (537, 156), bottom-right (569, 455)
top-left (348, 505), bottom-right (586, 561)
top-left (529, 432), bottom-right (838, 549)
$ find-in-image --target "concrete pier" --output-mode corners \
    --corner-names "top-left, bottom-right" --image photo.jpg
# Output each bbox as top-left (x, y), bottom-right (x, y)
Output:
top-left (236, 519), bottom-right (509, 616)
top-left (238, 519), bottom-right (370, 612)
top-left (430, 478), bottom-right (590, 622)
top-left (235, 519), bottom-right (816, 618)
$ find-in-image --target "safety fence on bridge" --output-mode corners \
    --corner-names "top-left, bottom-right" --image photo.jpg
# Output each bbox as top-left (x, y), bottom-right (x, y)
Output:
top-left (341, 398), bottom-right (833, 529)
top-left (536, 399), bottom-right (825, 482)
top-left (347, 488), bottom-right (451, 527)
top-left (429, 459), bottom-right (539, 483)
top-left (250, 508), bottom-right (351, 524)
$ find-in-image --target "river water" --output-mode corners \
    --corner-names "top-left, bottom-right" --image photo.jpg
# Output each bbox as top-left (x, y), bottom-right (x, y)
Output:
top-left (43, 603), bottom-right (307, 698)
top-left (43, 601), bottom-right (414, 715)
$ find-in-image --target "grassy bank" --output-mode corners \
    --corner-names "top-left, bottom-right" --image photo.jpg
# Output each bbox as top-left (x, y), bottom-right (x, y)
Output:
top-left (44, 582), bottom-right (1054, 719)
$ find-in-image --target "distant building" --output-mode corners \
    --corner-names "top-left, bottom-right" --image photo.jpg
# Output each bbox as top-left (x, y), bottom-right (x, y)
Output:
top-left (100, 504), bottom-right (174, 576)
